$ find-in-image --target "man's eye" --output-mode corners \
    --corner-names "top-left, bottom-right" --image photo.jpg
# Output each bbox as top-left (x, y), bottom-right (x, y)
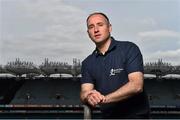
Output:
top-left (88, 26), bottom-right (94, 29)
top-left (98, 23), bottom-right (104, 26)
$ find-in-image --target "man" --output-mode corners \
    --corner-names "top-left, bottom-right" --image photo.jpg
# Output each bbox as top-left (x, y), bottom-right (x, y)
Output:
top-left (80, 12), bottom-right (150, 118)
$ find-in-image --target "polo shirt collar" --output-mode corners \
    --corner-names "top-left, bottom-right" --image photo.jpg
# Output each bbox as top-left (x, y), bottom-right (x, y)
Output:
top-left (94, 37), bottom-right (117, 56)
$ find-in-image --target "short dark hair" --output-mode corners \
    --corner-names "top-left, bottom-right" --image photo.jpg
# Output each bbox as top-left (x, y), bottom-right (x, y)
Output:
top-left (86, 12), bottom-right (110, 25)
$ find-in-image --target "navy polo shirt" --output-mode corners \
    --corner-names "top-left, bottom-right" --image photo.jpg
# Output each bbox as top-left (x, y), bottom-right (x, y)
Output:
top-left (81, 37), bottom-right (149, 117)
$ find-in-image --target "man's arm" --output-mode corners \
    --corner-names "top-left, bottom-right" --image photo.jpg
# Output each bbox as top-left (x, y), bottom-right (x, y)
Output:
top-left (103, 71), bottom-right (143, 103)
top-left (80, 83), bottom-right (94, 103)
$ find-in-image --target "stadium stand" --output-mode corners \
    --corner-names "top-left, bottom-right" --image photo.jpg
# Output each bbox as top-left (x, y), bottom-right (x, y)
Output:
top-left (0, 58), bottom-right (180, 118)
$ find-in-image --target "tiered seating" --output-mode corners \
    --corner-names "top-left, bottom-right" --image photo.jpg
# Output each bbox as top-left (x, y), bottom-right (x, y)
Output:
top-left (7, 78), bottom-right (180, 108)
top-left (145, 79), bottom-right (180, 106)
top-left (11, 78), bottom-right (81, 105)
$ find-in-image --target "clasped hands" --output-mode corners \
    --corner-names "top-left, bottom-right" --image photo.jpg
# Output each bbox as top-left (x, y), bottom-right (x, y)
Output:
top-left (85, 90), bottom-right (106, 107)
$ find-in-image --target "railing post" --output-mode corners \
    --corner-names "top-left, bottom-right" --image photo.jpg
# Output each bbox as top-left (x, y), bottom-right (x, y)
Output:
top-left (83, 104), bottom-right (92, 119)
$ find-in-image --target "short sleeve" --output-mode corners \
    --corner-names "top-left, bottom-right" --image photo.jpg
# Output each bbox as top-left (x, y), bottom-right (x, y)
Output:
top-left (80, 60), bottom-right (94, 84)
top-left (125, 43), bottom-right (144, 74)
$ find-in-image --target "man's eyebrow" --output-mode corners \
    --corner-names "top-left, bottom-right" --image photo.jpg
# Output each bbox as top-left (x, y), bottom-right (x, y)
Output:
top-left (88, 24), bottom-right (94, 27)
top-left (97, 22), bottom-right (104, 25)
top-left (88, 22), bottom-right (104, 25)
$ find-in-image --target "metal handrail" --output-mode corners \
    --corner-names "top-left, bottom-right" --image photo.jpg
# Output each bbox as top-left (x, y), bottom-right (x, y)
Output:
top-left (83, 105), bottom-right (92, 119)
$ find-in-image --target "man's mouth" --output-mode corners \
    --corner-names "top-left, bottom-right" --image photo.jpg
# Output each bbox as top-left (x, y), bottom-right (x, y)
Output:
top-left (94, 34), bottom-right (101, 38)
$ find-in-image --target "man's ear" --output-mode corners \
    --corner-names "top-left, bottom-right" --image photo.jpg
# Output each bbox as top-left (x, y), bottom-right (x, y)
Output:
top-left (109, 24), bottom-right (112, 32)
top-left (87, 30), bottom-right (90, 36)
top-left (87, 30), bottom-right (91, 38)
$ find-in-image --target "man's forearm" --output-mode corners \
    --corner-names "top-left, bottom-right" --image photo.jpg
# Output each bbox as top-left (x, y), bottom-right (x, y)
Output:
top-left (103, 72), bottom-right (144, 103)
top-left (104, 81), bottom-right (143, 103)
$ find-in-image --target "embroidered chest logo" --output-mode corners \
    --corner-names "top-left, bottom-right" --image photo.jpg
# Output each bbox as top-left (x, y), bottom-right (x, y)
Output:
top-left (110, 68), bottom-right (124, 76)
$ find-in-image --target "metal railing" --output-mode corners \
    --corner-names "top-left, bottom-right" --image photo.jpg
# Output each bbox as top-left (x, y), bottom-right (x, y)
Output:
top-left (83, 105), bottom-right (92, 119)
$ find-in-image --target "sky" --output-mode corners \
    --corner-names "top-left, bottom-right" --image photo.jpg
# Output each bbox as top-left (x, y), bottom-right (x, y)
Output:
top-left (1, 0), bottom-right (180, 66)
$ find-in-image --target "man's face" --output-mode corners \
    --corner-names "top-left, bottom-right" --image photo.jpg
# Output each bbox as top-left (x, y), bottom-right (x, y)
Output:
top-left (87, 14), bottom-right (112, 44)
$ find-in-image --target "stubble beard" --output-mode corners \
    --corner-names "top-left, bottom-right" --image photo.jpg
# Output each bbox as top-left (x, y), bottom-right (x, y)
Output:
top-left (94, 34), bottom-right (111, 47)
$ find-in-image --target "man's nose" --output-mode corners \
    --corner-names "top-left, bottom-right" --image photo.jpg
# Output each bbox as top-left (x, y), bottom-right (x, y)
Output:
top-left (94, 26), bottom-right (99, 33)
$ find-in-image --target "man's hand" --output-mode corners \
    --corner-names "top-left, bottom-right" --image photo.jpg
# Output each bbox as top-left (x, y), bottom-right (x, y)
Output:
top-left (86, 90), bottom-right (105, 107)
top-left (80, 83), bottom-right (105, 107)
